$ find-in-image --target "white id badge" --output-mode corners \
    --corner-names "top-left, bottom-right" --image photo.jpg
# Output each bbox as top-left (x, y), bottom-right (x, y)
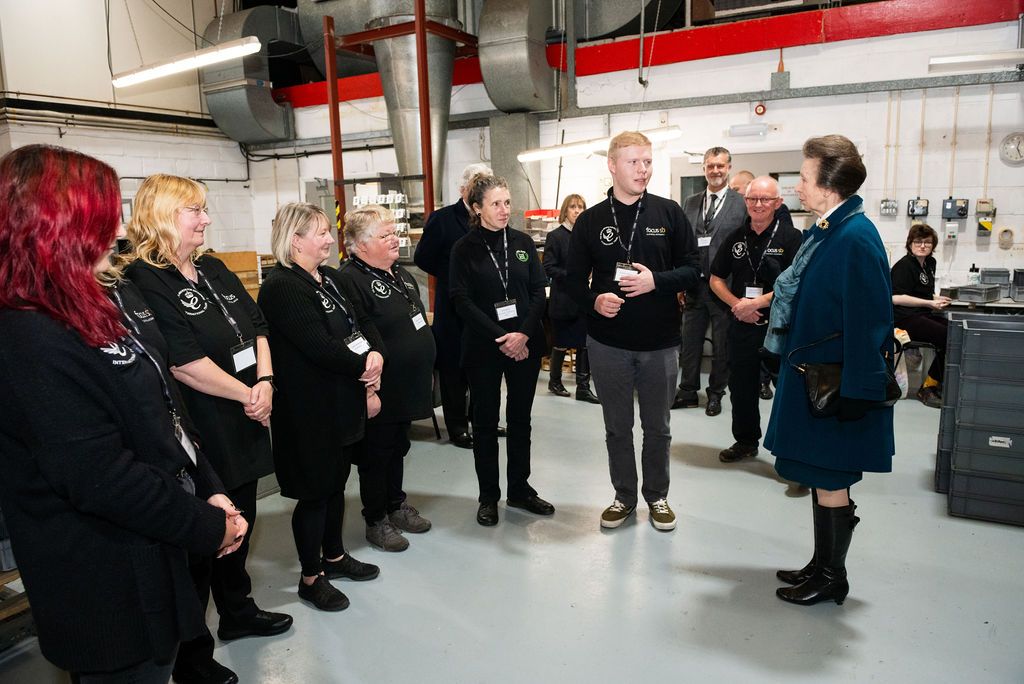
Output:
top-left (176, 426), bottom-right (198, 466)
top-left (231, 341), bottom-right (256, 372)
top-left (614, 262), bottom-right (639, 283)
top-left (411, 312), bottom-right (427, 330)
top-left (697, 236), bottom-right (712, 248)
top-left (744, 285), bottom-right (764, 299)
top-left (345, 332), bottom-right (371, 355)
top-left (495, 299), bottom-right (518, 321)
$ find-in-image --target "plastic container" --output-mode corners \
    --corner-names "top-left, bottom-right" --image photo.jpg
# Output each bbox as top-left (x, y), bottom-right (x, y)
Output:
top-left (951, 446), bottom-right (1024, 480)
top-left (953, 423), bottom-right (1024, 459)
top-left (957, 284), bottom-right (1001, 303)
top-left (1014, 269), bottom-right (1024, 287)
top-left (979, 268), bottom-right (1010, 285)
top-left (956, 377), bottom-right (1024, 428)
top-left (1012, 284), bottom-right (1024, 303)
top-left (960, 323), bottom-right (1024, 380)
top-left (948, 471), bottom-right (1024, 526)
top-left (935, 448), bottom-right (951, 493)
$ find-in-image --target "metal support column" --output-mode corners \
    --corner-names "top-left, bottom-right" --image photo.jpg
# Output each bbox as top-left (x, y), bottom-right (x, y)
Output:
top-left (323, 15), bottom-right (348, 257)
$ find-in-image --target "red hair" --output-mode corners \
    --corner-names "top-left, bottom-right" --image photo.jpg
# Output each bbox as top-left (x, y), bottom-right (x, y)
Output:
top-left (0, 145), bottom-right (125, 346)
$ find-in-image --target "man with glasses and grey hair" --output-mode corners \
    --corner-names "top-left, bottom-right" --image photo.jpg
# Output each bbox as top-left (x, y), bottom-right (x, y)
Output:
top-left (415, 163), bottom-right (492, 449)
top-left (708, 175), bottom-right (801, 463)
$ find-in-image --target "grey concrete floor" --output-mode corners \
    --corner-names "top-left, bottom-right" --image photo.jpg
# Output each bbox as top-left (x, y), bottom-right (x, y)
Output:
top-left (2, 379), bottom-right (1023, 683)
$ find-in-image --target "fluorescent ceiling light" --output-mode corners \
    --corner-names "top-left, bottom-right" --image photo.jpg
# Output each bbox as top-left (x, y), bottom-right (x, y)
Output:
top-left (729, 123), bottom-right (769, 137)
top-left (112, 36), bottom-right (262, 88)
top-left (928, 48), bottom-right (1024, 73)
top-left (517, 126), bottom-right (682, 163)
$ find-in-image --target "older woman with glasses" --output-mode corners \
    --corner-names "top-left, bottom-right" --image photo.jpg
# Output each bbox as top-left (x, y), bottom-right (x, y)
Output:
top-left (258, 202), bottom-right (384, 612)
top-left (336, 205), bottom-right (437, 552)
top-left (125, 175), bottom-right (292, 673)
top-left (891, 223), bottom-right (950, 408)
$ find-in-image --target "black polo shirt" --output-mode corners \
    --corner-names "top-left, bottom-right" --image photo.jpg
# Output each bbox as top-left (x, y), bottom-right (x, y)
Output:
top-left (891, 253), bottom-right (937, 322)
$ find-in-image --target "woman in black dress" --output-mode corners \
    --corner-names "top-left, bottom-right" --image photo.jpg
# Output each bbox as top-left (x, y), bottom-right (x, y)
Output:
top-left (544, 193), bottom-right (599, 403)
top-left (337, 205), bottom-right (437, 552)
top-left (258, 202), bottom-right (384, 611)
top-left (450, 174), bottom-right (554, 527)
top-left (890, 223), bottom-right (951, 408)
top-left (125, 175), bottom-right (292, 660)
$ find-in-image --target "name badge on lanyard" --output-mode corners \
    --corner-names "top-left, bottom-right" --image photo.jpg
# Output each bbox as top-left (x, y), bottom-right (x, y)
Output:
top-left (614, 261), bottom-right (639, 283)
top-left (744, 284), bottom-right (764, 299)
top-left (345, 332), bottom-right (371, 355)
top-left (411, 312), bottom-right (427, 330)
top-left (173, 415), bottom-right (198, 466)
top-left (495, 299), bottom-right (518, 321)
top-left (697, 236), bottom-right (712, 248)
top-left (231, 340), bottom-right (256, 372)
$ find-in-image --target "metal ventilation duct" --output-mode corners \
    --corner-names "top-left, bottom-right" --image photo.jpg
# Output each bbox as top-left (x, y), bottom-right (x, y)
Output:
top-left (295, 0), bottom-right (378, 79)
top-left (201, 7), bottom-right (302, 144)
top-left (574, 0), bottom-right (683, 41)
top-left (478, 0), bottom-right (554, 113)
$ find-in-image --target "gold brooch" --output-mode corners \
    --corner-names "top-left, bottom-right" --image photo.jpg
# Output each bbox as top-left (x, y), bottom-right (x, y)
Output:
top-left (818, 219), bottom-right (829, 230)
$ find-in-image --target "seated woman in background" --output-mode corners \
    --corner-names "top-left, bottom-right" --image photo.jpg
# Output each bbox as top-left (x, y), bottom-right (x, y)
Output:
top-left (891, 223), bottom-right (950, 408)
top-left (0, 144), bottom-right (244, 683)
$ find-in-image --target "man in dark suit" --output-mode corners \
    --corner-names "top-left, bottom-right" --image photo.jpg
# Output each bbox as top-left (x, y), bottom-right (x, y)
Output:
top-left (414, 163), bottom-right (492, 449)
top-left (674, 146), bottom-right (747, 416)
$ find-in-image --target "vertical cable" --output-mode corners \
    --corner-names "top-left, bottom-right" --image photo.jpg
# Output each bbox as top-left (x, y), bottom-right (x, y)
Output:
top-left (915, 90), bottom-right (927, 198)
top-left (948, 86), bottom-right (960, 196)
top-left (982, 85), bottom-right (995, 197)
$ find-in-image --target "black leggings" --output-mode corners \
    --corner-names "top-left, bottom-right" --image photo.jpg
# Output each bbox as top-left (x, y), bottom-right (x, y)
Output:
top-left (898, 312), bottom-right (948, 383)
top-left (291, 492), bottom-right (346, 578)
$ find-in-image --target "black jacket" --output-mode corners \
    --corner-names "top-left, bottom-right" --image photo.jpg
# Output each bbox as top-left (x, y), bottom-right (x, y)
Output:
top-left (450, 226), bottom-right (547, 366)
top-left (566, 192), bottom-right (700, 351)
top-left (543, 223), bottom-right (580, 320)
top-left (0, 310), bottom-right (225, 673)
top-left (414, 199), bottom-right (469, 369)
top-left (891, 253), bottom-right (937, 322)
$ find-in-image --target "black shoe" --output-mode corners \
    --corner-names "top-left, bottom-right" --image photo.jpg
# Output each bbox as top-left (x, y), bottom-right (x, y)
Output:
top-left (705, 396), bottom-right (723, 416)
top-left (173, 658), bottom-right (238, 684)
top-left (297, 575), bottom-right (349, 612)
top-left (497, 425), bottom-right (507, 438)
top-left (719, 442), bottom-right (758, 463)
top-left (450, 430), bottom-right (473, 449)
top-left (916, 386), bottom-right (942, 409)
top-left (477, 502), bottom-right (499, 526)
top-left (507, 495), bottom-right (555, 516)
top-left (759, 382), bottom-right (774, 400)
top-left (575, 387), bottom-right (600, 404)
top-left (672, 393), bottom-right (699, 409)
top-left (216, 610), bottom-right (293, 641)
top-left (776, 502), bottom-right (859, 606)
top-left (548, 379), bottom-right (570, 397)
top-left (322, 553), bottom-right (380, 581)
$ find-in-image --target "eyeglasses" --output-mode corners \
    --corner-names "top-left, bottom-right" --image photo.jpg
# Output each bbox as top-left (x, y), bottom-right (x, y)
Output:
top-left (181, 205), bottom-right (209, 216)
top-left (744, 197), bottom-right (780, 205)
top-left (911, 240), bottom-right (933, 247)
top-left (377, 231), bottom-right (397, 241)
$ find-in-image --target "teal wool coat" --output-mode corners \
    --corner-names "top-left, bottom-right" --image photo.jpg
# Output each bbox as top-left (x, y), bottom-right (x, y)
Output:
top-left (764, 196), bottom-right (895, 474)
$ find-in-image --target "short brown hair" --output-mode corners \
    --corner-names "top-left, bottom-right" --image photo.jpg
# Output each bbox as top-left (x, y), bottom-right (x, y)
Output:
top-left (704, 146), bottom-right (732, 164)
top-left (905, 223), bottom-right (938, 254)
top-left (607, 131), bottom-right (651, 159)
top-left (802, 135), bottom-right (866, 199)
top-left (558, 194), bottom-right (586, 224)
top-left (466, 174), bottom-right (509, 228)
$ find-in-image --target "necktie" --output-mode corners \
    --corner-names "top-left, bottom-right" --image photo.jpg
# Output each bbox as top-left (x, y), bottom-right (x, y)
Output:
top-left (704, 193), bottom-right (718, 226)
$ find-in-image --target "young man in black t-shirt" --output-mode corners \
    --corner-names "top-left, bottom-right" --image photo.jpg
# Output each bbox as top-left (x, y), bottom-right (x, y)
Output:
top-left (566, 131), bottom-right (700, 531)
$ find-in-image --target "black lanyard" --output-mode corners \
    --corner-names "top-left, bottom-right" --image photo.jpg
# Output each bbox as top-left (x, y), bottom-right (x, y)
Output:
top-left (608, 189), bottom-right (644, 262)
top-left (350, 257), bottom-right (420, 314)
top-left (483, 227), bottom-right (511, 300)
top-left (746, 220), bottom-right (780, 282)
top-left (316, 270), bottom-right (358, 331)
top-left (184, 265), bottom-right (246, 345)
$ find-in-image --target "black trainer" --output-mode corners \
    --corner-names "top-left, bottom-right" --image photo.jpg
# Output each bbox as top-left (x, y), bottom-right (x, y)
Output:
top-left (322, 553), bottom-right (380, 581)
top-left (719, 442), bottom-right (758, 463)
top-left (297, 575), bottom-right (349, 612)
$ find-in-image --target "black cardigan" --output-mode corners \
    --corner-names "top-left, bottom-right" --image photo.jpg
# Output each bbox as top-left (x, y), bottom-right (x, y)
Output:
top-left (543, 223), bottom-right (580, 321)
top-left (0, 310), bottom-right (225, 673)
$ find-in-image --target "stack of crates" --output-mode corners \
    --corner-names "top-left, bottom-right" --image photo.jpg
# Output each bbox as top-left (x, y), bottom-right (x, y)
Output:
top-left (0, 505), bottom-right (14, 571)
top-left (943, 318), bottom-right (1024, 525)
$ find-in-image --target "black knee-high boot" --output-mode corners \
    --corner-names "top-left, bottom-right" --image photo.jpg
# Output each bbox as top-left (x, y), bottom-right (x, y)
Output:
top-left (777, 492), bottom-right (857, 585)
top-left (776, 502), bottom-right (860, 606)
top-left (548, 348), bottom-right (570, 397)
top-left (574, 347), bottom-right (600, 404)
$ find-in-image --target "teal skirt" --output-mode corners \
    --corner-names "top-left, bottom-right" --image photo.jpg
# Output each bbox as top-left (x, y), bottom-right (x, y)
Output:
top-left (775, 456), bottom-right (862, 490)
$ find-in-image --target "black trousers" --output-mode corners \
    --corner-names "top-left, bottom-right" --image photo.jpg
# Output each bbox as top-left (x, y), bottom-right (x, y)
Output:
top-left (438, 365), bottom-right (470, 435)
top-left (465, 353), bottom-right (542, 503)
top-left (898, 312), bottom-right (948, 383)
top-left (727, 320), bottom-right (768, 447)
top-left (175, 479), bottom-right (258, 672)
top-left (292, 489), bottom-right (347, 578)
top-left (358, 420), bottom-right (411, 523)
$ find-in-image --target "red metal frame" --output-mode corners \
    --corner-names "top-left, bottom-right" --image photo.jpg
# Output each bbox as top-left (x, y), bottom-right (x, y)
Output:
top-left (323, 16), bottom-right (347, 258)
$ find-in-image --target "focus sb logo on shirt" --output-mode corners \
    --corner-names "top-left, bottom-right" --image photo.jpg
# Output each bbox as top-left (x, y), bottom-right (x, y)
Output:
top-left (645, 226), bottom-right (667, 236)
top-left (177, 288), bottom-right (209, 316)
top-left (515, 249), bottom-right (529, 262)
top-left (319, 292), bottom-right (336, 312)
top-left (731, 241), bottom-right (748, 259)
top-left (371, 279), bottom-right (391, 299)
top-left (101, 341), bottom-right (137, 366)
top-left (599, 226), bottom-right (618, 246)
top-left (134, 308), bottom-right (154, 323)
top-left (223, 293), bottom-right (239, 304)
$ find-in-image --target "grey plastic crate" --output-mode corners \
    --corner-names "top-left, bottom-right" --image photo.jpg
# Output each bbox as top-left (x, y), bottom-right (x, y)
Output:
top-left (935, 448), bottom-right (951, 493)
top-left (956, 377), bottom-right (1024, 427)
top-left (0, 538), bottom-right (15, 571)
top-left (957, 284), bottom-right (1001, 303)
top-left (947, 313), bottom-right (1024, 366)
top-left (1013, 284), bottom-right (1024, 303)
top-left (953, 423), bottom-right (1024, 459)
top-left (949, 471), bottom-right (1024, 526)
top-left (960, 322), bottom-right (1024, 381)
top-left (937, 405), bottom-right (955, 453)
top-left (951, 446), bottom-right (1024, 480)
top-left (980, 268), bottom-right (1010, 285)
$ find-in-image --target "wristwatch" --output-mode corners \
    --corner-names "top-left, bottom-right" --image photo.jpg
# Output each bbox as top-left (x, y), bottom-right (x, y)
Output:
top-left (256, 375), bottom-right (276, 390)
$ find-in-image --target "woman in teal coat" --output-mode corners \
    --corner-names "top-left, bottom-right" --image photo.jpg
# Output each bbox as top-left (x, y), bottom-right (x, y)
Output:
top-left (763, 135), bottom-right (894, 607)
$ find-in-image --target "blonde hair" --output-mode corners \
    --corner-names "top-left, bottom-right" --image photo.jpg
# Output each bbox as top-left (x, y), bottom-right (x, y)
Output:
top-left (558, 194), bottom-right (586, 224)
top-left (343, 204), bottom-right (395, 254)
top-left (126, 174), bottom-right (206, 268)
top-left (607, 131), bottom-right (652, 159)
top-left (271, 202), bottom-right (330, 267)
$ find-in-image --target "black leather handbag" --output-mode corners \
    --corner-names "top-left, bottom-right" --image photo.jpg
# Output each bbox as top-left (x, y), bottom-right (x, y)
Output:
top-left (787, 332), bottom-right (903, 419)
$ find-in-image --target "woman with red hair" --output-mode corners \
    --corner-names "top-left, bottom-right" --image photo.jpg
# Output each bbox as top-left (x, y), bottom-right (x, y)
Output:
top-left (0, 145), bottom-right (246, 683)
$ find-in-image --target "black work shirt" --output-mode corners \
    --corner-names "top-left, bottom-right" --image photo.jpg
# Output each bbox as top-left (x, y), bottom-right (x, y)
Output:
top-left (565, 191), bottom-right (700, 351)
top-left (710, 215), bottom-right (803, 319)
top-left (337, 257), bottom-right (436, 423)
top-left (891, 254), bottom-right (937, 322)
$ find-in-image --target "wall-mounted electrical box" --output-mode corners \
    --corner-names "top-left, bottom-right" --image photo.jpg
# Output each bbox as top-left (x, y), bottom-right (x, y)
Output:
top-left (942, 198), bottom-right (969, 219)
top-left (945, 222), bottom-right (959, 240)
top-left (880, 199), bottom-right (899, 216)
top-left (978, 218), bottom-right (994, 237)
top-left (908, 198), bottom-right (929, 217)
top-left (976, 198), bottom-right (996, 217)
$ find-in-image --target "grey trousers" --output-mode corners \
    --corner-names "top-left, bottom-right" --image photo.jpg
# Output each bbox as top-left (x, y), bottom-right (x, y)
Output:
top-left (588, 337), bottom-right (677, 506)
top-left (678, 284), bottom-right (730, 398)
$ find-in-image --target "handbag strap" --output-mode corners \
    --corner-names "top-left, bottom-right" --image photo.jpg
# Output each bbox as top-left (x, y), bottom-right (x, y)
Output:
top-left (787, 332), bottom-right (904, 373)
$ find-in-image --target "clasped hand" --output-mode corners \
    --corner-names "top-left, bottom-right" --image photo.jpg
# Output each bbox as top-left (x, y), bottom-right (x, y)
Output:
top-left (244, 381), bottom-right (273, 426)
top-left (931, 295), bottom-right (952, 310)
top-left (360, 350), bottom-right (384, 391)
top-left (208, 493), bottom-right (248, 558)
top-left (495, 332), bottom-right (529, 361)
top-left (731, 297), bottom-right (763, 324)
